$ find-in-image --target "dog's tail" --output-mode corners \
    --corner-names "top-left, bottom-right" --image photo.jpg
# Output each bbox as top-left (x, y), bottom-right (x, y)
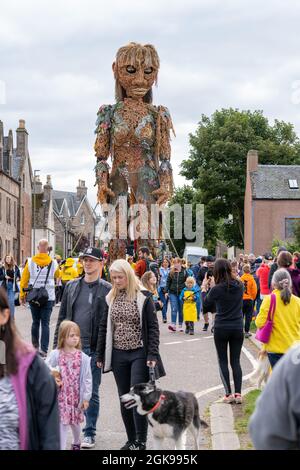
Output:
top-left (193, 397), bottom-right (208, 429)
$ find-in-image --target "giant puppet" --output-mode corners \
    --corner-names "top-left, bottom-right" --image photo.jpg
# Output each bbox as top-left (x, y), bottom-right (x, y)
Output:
top-left (94, 43), bottom-right (174, 261)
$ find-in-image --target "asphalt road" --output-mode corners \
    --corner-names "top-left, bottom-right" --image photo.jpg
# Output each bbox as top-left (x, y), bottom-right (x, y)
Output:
top-left (15, 304), bottom-right (258, 450)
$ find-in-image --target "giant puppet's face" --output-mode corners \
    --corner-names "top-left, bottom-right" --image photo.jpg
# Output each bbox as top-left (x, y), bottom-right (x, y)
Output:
top-left (113, 60), bottom-right (158, 100)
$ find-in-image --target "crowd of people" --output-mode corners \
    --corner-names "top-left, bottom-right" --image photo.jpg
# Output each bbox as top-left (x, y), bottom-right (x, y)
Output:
top-left (1, 240), bottom-right (300, 450)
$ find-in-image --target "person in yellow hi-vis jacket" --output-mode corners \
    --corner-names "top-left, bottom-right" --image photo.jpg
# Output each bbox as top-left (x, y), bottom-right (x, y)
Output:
top-left (240, 264), bottom-right (257, 338)
top-left (180, 277), bottom-right (200, 335)
top-left (60, 258), bottom-right (78, 297)
top-left (20, 239), bottom-right (61, 356)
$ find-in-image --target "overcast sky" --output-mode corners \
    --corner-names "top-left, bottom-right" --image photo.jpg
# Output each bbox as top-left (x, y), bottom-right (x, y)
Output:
top-left (1, 0), bottom-right (300, 209)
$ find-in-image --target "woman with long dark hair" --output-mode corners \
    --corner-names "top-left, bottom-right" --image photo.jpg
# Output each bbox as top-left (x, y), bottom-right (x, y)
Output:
top-left (201, 259), bottom-right (244, 404)
top-left (0, 287), bottom-right (60, 449)
top-left (0, 255), bottom-right (21, 320)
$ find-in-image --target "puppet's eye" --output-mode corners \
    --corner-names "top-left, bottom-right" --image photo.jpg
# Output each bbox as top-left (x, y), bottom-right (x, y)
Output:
top-left (126, 65), bottom-right (136, 74)
top-left (144, 67), bottom-right (153, 74)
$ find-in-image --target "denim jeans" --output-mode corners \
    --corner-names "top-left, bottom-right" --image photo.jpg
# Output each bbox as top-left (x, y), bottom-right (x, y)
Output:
top-left (29, 300), bottom-right (54, 353)
top-left (169, 293), bottom-right (183, 325)
top-left (158, 287), bottom-right (169, 321)
top-left (7, 282), bottom-right (15, 319)
top-left (82, 348), bottom-right (102, 438)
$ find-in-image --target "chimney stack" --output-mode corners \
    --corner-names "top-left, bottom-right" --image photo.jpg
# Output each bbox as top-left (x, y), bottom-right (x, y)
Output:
top-left (16, 119), bottom-right (28, 157)
top-left (33, 174), bottom-right (43, 194)
top-left (43, 174), bottom-right (53, 200)
top-left (76, 179), bottom-right (87, 200)
top-left (247, 150), bottom-right (258, 173)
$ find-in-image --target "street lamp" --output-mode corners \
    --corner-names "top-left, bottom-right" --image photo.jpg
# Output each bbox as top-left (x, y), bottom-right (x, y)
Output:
top-left (33, 169), bottom-right (40, 255)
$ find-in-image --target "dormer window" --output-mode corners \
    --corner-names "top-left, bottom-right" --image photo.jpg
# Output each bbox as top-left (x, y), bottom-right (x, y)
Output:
top-left (289, 179), bottom-right (299, 189)
top-left (80, 214), bottom-right (85, 225)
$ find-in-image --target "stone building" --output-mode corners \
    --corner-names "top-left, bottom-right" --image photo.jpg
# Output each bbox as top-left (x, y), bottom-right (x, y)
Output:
top-left (32, 175), bottom-right (56, 253)
top-left (244, 150), bottom-right (300, 254)
top-left (53, 180), bottom-right (96, 257)
top-left (0, 119), bottom-right (33, 263)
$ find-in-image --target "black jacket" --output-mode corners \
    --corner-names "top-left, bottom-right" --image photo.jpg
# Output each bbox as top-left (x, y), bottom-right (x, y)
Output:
top-left (166, 269), bottom-right (187, 296)
top-left (0, 265), bottom-right (21, 291)
top-left (26, 355), bottom-right (60, 449)
top-left (268, 262), bottom-right (278, 290)
top-left (53, 277), bottom-right (111, 350)
top-left (96, 291), bottom-right (166, 379)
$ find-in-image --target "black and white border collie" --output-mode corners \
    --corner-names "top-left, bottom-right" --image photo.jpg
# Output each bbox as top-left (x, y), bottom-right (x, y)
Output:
top-left (120, 382), bottom-right (208, 450)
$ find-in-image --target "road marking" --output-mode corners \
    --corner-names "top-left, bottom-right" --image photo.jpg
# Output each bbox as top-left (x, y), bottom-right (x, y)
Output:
top-left (195, 344), bottom-right (258, 399)
top-left (164, 341), bottom-right (183, 345)
top-left (186, 338), bottom-right (202, 342)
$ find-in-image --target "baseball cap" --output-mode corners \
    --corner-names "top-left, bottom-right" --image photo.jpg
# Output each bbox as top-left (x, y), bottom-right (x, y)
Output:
top-left (80, 247), bottom-right (104, 261)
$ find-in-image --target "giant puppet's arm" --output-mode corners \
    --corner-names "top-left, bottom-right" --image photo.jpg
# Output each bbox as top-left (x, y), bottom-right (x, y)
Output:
top-left (152, 106), bottom-right (175, 205)
top-left (94, 105), bottom-right (115, 204)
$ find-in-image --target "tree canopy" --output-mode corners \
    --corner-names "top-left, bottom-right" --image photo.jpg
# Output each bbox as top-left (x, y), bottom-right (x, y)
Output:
top-left (180, 109), bottom-right (300, 247)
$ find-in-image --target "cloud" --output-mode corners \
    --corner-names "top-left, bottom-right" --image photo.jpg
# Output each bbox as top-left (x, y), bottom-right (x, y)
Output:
top-left (1, 0), bottom-right (300, 211)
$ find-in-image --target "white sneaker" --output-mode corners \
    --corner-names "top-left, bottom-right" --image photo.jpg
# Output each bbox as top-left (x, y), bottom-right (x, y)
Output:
top-left (81, 436), bottom-right (95, 449)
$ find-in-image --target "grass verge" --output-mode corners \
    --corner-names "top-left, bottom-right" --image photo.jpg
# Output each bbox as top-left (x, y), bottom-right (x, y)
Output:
top-left (233, 389), bottom-right (261, 449)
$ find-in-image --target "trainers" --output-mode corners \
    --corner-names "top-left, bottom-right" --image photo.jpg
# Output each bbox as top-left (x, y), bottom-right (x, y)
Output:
top-left (202, 323), bottom-right (209, 331)
top-left (120, 440), bottom-right (136, 450)
top-left (163, 319), bottom-right (167, 324)
top-left (244, 332), bottom-right (252, 338)
top-left (222, 394), bottom-right (235, 404)
top-left (81, 436), bottom-right (95, 449)
top-left (234, 393), bottom-right (242, 404)
top-left (71, 444), bottom-right (81, 450)
top-left (179, 327), bottom-right (184, 332)
top-left (189, 330), bottom-right (194, 335)
top-left (168, 324), bottom-right (176, 332)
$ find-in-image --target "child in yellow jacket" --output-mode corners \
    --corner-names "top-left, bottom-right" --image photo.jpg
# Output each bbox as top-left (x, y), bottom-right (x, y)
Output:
top-left (240, 264), bottom-right (257, 338)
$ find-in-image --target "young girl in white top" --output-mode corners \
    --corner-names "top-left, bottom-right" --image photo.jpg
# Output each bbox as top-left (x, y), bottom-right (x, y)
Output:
top-left (46, 321), bottom-right (92, 450)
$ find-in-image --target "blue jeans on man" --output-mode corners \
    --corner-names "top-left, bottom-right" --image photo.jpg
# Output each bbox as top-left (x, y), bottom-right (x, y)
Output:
top-left (82, 348), bottom-right (102, 439)
top-left (30, 300), bottom-right (54, 353)
top-left (169, 293), bottom-right (183, 326)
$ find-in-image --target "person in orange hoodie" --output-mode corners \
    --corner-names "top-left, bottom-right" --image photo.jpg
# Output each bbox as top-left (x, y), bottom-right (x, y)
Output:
top-left (240, 264), bottom-right (257, 338)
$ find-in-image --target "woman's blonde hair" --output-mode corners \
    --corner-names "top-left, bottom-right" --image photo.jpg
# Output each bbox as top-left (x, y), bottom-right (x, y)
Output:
top-left (141, 271), bottom-right (156, 293)
top-left (58, 320), bottom-right (81, 350)
top-left (185, 276), bottom-right (195, 287)
top-left (271, 268), bottom-right (292, 305)
top-left (109, 259), bottom-right (141, 302)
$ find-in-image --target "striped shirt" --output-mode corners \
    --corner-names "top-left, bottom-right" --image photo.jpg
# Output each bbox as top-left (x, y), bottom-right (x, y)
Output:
top-left (0, 376), bottom-right (20, 450)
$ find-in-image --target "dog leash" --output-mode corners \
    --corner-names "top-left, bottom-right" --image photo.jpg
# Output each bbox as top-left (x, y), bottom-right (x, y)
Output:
top-left (149, 366), bottom-right (156, 385)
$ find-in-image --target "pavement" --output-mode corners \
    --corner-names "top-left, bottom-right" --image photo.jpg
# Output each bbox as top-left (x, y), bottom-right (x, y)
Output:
top-left (15, 304), bottom-right (260, 450)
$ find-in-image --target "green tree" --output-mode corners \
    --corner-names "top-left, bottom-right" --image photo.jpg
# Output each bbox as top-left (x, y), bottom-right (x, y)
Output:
top-left (181, 109), bottom-right (300, 247)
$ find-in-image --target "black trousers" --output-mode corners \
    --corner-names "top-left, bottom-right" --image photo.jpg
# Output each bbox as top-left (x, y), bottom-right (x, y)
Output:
top-left (243, 299), bottom-right (254, 333)
top-left (214, 328), bottom-right (244, 395)
top-left (112, 348), bottom-right (149, 443)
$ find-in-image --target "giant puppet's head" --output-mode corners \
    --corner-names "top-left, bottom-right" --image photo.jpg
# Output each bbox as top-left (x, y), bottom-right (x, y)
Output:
top-left (113, 42), bottom-right (160, 103)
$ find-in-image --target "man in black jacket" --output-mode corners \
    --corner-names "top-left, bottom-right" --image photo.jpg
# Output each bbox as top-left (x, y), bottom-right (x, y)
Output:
top-left (53, 247), bottom-right (111, 449)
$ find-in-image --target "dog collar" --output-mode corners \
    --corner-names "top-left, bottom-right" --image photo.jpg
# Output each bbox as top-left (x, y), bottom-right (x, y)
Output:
top-left (146, 394), bottom-right (166, 415)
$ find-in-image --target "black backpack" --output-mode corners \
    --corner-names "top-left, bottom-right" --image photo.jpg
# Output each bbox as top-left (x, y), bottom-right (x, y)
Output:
top-left (26, 262), bottom-right (52, 307)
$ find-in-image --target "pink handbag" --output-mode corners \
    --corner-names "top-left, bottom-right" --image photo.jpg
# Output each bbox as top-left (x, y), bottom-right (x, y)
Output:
top-left (255, 293), bottom-right (276, 343)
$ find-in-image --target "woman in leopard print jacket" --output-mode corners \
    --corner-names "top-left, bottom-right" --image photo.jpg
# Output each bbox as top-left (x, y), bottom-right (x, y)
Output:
top-left (96, 259), bottom-right (165, 450)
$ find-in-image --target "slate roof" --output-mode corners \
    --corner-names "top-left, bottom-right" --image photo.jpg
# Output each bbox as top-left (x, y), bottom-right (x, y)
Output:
top-left (53, 190), bottom-right (82, 217)
top-left (251, 165), bottom-right (300, 199)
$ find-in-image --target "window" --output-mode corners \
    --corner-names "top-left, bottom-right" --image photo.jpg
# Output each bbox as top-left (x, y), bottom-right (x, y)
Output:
top-left (5, 240), bottom-right (11, 255)
top-left (80, 213), bottom-right (85, 225)
top-left (0, 237), bottom-right (2, 259)
top-left (289, 179), bottom-right (299, 189)
top-left (285, 218), bottom-right (300, 238)
top-left (0, 193), bottom-right (2, 221)
top-left (14, 201), bottom-right (17, 227)
top-left (6, 197), bottom-right (11, 224)
top-left (21, 206), bottom-right (24, 234)
top-left (23, 174), bottom-right (25, 189)
top-left (13, 239), bottom-right (18, 260)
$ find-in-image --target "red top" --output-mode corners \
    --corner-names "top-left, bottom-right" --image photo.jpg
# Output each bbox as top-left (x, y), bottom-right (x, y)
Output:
top-left (256, 264), bottom-right (271, 295)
